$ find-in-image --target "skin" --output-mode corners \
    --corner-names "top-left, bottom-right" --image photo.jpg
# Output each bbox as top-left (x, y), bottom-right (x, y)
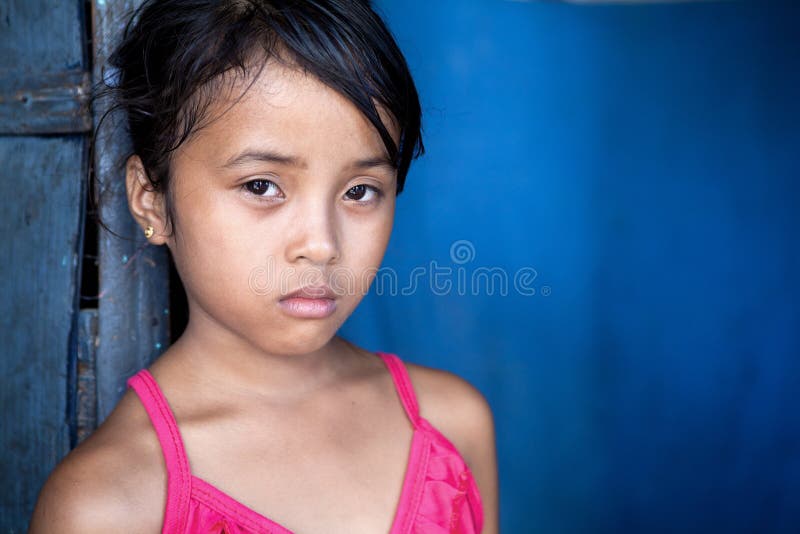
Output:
top-left (29, 56), bottom-right (498, 533)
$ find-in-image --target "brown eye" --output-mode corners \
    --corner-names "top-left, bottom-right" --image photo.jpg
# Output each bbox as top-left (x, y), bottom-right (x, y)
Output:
top-left (345, 184), bottom-right (381, 203)
top-left (348, 184), bottom-right (367, 200)
top-left (243, 179), bottom-right (282, 199)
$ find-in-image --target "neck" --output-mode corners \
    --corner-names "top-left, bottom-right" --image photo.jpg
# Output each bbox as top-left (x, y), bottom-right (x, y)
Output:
top-left (157, 304), bottom-right (359, 402)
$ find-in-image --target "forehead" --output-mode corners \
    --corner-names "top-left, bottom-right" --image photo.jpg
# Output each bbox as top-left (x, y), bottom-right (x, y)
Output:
top-left (182, 56), bottom-right (400, 164)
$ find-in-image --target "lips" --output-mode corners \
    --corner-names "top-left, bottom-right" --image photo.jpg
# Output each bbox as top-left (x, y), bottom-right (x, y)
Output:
top-left (278, 284), bottom-right (339, 319)
top-left (280, 284), bottom-right (338, 300)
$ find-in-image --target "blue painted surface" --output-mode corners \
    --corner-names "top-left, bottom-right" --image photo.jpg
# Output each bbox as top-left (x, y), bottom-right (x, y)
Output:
top-left (0, 136), bottom-right (85, 531)
top-left (0, 1), bottom-right (88, 532)
top-left (0, 1), bottom-right (86, 71)
top-left (341, 1), bottom-right (800, 531)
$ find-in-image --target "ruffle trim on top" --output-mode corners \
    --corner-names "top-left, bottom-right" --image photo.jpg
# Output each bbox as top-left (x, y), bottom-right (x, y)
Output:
top-left (407, 418), bottom-right (484, 534)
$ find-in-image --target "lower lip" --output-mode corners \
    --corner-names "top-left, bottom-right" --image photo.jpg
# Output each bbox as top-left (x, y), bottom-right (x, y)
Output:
top-left (278, 297), bottom-right (337, 318)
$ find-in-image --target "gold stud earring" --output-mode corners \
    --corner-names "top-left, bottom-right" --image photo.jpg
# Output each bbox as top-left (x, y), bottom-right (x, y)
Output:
top-left (144, 225), bottom-right (154, 238)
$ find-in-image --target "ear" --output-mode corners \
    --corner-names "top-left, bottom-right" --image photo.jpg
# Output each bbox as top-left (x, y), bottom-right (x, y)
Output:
top-left (125, 154), bottom-right (170, 246)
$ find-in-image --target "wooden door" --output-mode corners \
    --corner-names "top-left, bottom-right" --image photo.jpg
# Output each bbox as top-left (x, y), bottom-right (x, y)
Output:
top-left (0, 1), bottom-right (168, 530)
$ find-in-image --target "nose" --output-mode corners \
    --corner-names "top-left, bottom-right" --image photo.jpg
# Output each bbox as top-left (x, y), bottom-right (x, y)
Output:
top-left (285, 198), bottom-right (341, 267)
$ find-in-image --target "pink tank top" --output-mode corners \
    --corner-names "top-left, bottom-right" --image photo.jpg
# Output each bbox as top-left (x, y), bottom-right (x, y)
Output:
top-left (126, 351), bottom-right (484, 534)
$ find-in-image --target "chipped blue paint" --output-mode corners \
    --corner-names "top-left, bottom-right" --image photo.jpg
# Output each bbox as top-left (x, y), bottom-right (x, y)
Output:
top-left (102, 65), bottom-right (120, 87)
top-left (93, 0), bottom-right (170, 438)
top-left (1, 137), bottom-right (85, 529)
top-left (1, 1), bottom-right (90, 531)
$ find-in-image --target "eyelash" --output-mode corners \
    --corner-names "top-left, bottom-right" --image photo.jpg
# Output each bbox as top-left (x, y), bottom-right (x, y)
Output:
top-left (241, 179), bottom-right (283, 201)
top-left (240, 179), bottom-right (384, 205)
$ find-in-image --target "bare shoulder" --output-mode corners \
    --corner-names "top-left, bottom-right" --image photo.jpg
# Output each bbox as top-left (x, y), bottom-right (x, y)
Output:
top-left (404, 361), bottom-right (500, 532)
top-left (404, 362), bottom-right (493, 459)
top-left (29, 390), bottom-right (166, 534)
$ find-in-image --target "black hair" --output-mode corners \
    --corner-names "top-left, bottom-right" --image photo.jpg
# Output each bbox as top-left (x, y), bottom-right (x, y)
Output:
top-left (97, 0), bottom-right (424, 235)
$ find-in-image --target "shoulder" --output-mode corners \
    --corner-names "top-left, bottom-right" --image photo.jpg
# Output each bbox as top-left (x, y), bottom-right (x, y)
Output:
top-left (29, 390), bottom-right (166, 534)
top-left (404, 359), bottom-right (500, 532)
top-left (403, 361), bottom-right (495, 466)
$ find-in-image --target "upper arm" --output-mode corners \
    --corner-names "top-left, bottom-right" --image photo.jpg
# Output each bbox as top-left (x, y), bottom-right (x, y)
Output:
top-left (28, 438), bottom-right (158, 534)
top-left (29, 391), bottom-right (168, 534)
top-left (407, 364), bottom-right (500, 534)
top-left (28, 446), bottom-right (136, 534)
top-left (459, 383), bottom-right (500, 534)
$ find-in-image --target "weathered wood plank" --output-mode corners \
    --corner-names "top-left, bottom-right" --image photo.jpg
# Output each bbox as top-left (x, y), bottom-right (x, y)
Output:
top-left (0, 2), bottom-right (89, 531)
top-left (0, 70), bottom-right (92, 134)
top-left (76, 309), bottom-right (98, 445)
top-left (0, 135), bottom-right (85, 530)
top-left (0, 1), bottom-right (86, 72)
top-left (92, 0), bottom-right (170, 423)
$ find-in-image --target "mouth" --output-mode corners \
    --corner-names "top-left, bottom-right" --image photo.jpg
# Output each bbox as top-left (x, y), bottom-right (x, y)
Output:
top-left (278, 285), bottom-right (338, 319)
top-left (281, 284), bottom-right (338, 300)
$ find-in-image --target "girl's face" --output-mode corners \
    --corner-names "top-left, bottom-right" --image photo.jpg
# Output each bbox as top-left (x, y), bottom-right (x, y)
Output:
top-left (146, 59), bottom-right (398, 356)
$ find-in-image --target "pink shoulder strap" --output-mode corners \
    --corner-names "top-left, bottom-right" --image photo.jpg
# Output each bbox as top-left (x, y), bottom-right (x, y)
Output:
top-left (127, 369), bottom-right (191, 534)
top-left (376, 352), bottom-right (422, 429)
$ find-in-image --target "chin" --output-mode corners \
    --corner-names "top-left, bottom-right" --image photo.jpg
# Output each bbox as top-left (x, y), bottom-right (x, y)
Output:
top-left (258, 327), bottom-right (338, 357)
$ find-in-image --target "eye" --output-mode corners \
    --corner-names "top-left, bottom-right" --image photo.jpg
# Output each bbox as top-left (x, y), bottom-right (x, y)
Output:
top-left (345, 184), bottom-right (382, 204)
top-left (242, 179), bottom-right (283, 200)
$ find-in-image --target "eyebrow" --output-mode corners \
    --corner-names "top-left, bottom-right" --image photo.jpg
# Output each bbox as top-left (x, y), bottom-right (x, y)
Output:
top-left (221, 148), bottom-right (397, 172)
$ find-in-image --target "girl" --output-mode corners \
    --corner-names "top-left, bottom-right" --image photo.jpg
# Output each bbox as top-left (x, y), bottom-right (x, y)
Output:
top-left (30, 1), bottom-right (498, 532)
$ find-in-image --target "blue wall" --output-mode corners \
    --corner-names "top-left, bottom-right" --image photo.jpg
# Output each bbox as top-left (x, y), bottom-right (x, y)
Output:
top-left (340, 0), bottom-right (800, 531)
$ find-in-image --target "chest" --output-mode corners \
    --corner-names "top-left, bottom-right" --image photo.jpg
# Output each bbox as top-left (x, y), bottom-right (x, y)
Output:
top-left (197, 433), bottom-right (413, 533)
top-left (152, 400), bottom-right (415, 533)
top-left (124, 365), bottom-right (483, 534)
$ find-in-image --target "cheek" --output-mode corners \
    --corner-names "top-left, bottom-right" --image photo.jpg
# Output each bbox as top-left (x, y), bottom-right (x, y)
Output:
top-left (337, 212), bottom-right (394, 295)
top-left (169, 187), bottom-right (284, 300)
